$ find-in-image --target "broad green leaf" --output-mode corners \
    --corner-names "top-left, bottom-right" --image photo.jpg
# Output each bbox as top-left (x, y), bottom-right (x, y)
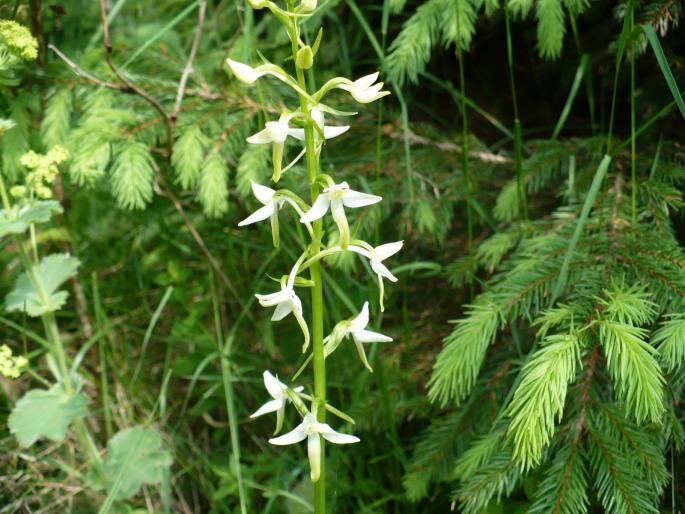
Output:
top-left (103, 426), bottom-right (172, 500)
top-left (9, 384), bottom-right (89, 447)
top-left (0, 200), bottom-right (63, 238)
top-left (5, 253), bottom-right (80, 316)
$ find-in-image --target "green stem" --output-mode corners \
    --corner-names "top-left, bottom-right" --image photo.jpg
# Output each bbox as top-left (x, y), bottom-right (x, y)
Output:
top-left (287, 15), bottom-right (326, 513)
top-left (504, 8), bottom-right (528, 222)
top-left (456, 46), bottom-right (472, 254)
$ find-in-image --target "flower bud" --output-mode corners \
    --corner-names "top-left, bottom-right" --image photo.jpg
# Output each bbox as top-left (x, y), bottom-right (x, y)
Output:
top-left (300, 0), bottom-right (317, 13)
top-left (246, 0), bottom-right (268, 8)
top-left (296, 46), bottom-right (314, 70)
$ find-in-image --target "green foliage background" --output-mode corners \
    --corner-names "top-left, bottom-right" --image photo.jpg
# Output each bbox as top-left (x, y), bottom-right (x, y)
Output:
top-left (0, 0), bottom-right (684, 512)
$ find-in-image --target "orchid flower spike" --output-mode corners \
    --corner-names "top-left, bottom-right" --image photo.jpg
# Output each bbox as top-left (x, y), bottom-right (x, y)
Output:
top-left (226, 58), bottom-right (291, 85)
top-left (255, 259), bottom-right (310, 351)
top-left (288, 108), bottom-right (349, 144)
top-left (349, 241), bottom-right (403, 311)
top-left (247, 113), bottom-right (301, 182)
top-left (337, 72), bottom-right (390, 103)
top-left (251, 371), bottom-right (304, 434)
top-left (269, 412), bottom-right (359, 482)
top-left (324, 302), bottom-right (392, 371)
top-left (300, 181), bottom-right (381, 248)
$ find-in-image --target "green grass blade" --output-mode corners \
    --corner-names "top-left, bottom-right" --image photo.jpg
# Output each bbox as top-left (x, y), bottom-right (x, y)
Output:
top-left (642, 24), bottom-right (685, 120)
top-left (552, 54), bottom-right (589, 140)
top-left (552, 154), bottom-right (612, 302)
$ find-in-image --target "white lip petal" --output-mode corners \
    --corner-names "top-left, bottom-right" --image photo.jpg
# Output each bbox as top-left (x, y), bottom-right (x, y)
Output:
top-left (247, 128), bottom-right (274, 144)
top-left (238, 203), bottom-right (275, 226)
top-left (318, 423), bottom-right (360, 444)
top-left (353, 329), bottom-right (393, 344)
top-left (269, 423), bottom-right (308, 445)
top-left (271, 301), bottom-right (294, 321)
top-left (263, 371), bottom-right (284, 399)
top-left (374, 241), bottom-right (404, 260)
top-left (250, 398), bottom-right (283, 418)
top-left (251, 181), bottom-right (275, 204)
top-left (341, 190), bottom-right (382, 208)
top-left (307, 433), bottom-right (322, 482)
top-left (322, 125), bottom-right (350, 139)
top-left (300, 194), bottom-right (330, 223)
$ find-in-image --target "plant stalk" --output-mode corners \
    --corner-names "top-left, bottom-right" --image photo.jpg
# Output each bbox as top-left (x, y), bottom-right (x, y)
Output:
top-left (287, 15), bottom-right (327, 513)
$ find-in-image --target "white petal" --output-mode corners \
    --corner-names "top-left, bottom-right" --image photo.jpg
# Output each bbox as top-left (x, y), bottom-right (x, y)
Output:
top-left (265, 121), bottom-right (290, 144)
top-left (374, 241), bottom-right (404, 260)
top-left (269, 423), bottom-right (308, 445)
top-left (256, 290), bottom-right (288, 306)
top-left (350, 302), bottom-right (369, 331)
top-left (293, 386), bottom-right (304, 393)
top-left (341, 190), bottom-right (382, 208)
top-left (371, 260), bottom-right (398, 282)
top-left (238, 204), bottom-right (275, 226)
top-left (271, 301), bottom-right (294, 321)
top-left (318, 424), bottom-right (360, 444)
top-left (322, 125), bottom-right (350, 139)
top-left (354, 72), bottom-right (379, 89)
top-left (251, 181), bottom-right (275, 204)
top-left (353, 329), bottom-right (393, 344)
top-left (347, 245), bottom-right (372, 260)
top-left (263, 370), bottom-right (284, 399)
top-left (300, 195), bottom-right (330, 223)
top-left (250, 398), bottom-right (283, 418)
top-left (308, 433), bottom-right (322, 482)
top-left (287, 128), bottom-right (305, 141)
top-left (246, 128), bottom-right (273, 144)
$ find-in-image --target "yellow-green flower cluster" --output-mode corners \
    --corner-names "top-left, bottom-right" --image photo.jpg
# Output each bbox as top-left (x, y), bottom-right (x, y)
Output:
top-left (0, 344), bottom-right (27, 379)
top-left (13, 146), bottom-right (70, 200)
top-left (0, 20), bottom-right (38, 61)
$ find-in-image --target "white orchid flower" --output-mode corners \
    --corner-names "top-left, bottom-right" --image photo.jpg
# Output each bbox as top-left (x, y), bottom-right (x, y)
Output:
top-left (300, 181), bottom-right (381, 248)
top-left (269, 412), bottom-right (359, 482)
top-left (251, 370), bottom-right (304, 434)
top-left (255, 259), bottom-right (310, 351)
top-left (247, 113), bottom-right (300, 182)
top-left (288, 108), bottom-right (349, 142)
top-left (349, 241), bottom-right (403, 311)
top-left (227, 58), bottom-right (289, 85)
top-left (324, 302), bottom-right (392, 371)
top-left (238, 181), bottom-right (307, 246)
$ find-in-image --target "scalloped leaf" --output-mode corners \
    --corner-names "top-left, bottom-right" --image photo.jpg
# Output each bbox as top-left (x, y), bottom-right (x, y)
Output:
top-left (9, 384), bottom-right (89, 447)
top-left (5, 253), bottom-right (80, 316)
top-left (0, 200), bottom-right (63, 238)
top-left (104, 426), bottom-right (172, 500)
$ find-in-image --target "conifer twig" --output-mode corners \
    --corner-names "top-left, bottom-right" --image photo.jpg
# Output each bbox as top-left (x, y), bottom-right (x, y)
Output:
top-left (48, 44), bottom-right (124, 91)
top-left (171, 0), bottom-right (207, 122)
top-left (97, 0), bottom-right (174, 158)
